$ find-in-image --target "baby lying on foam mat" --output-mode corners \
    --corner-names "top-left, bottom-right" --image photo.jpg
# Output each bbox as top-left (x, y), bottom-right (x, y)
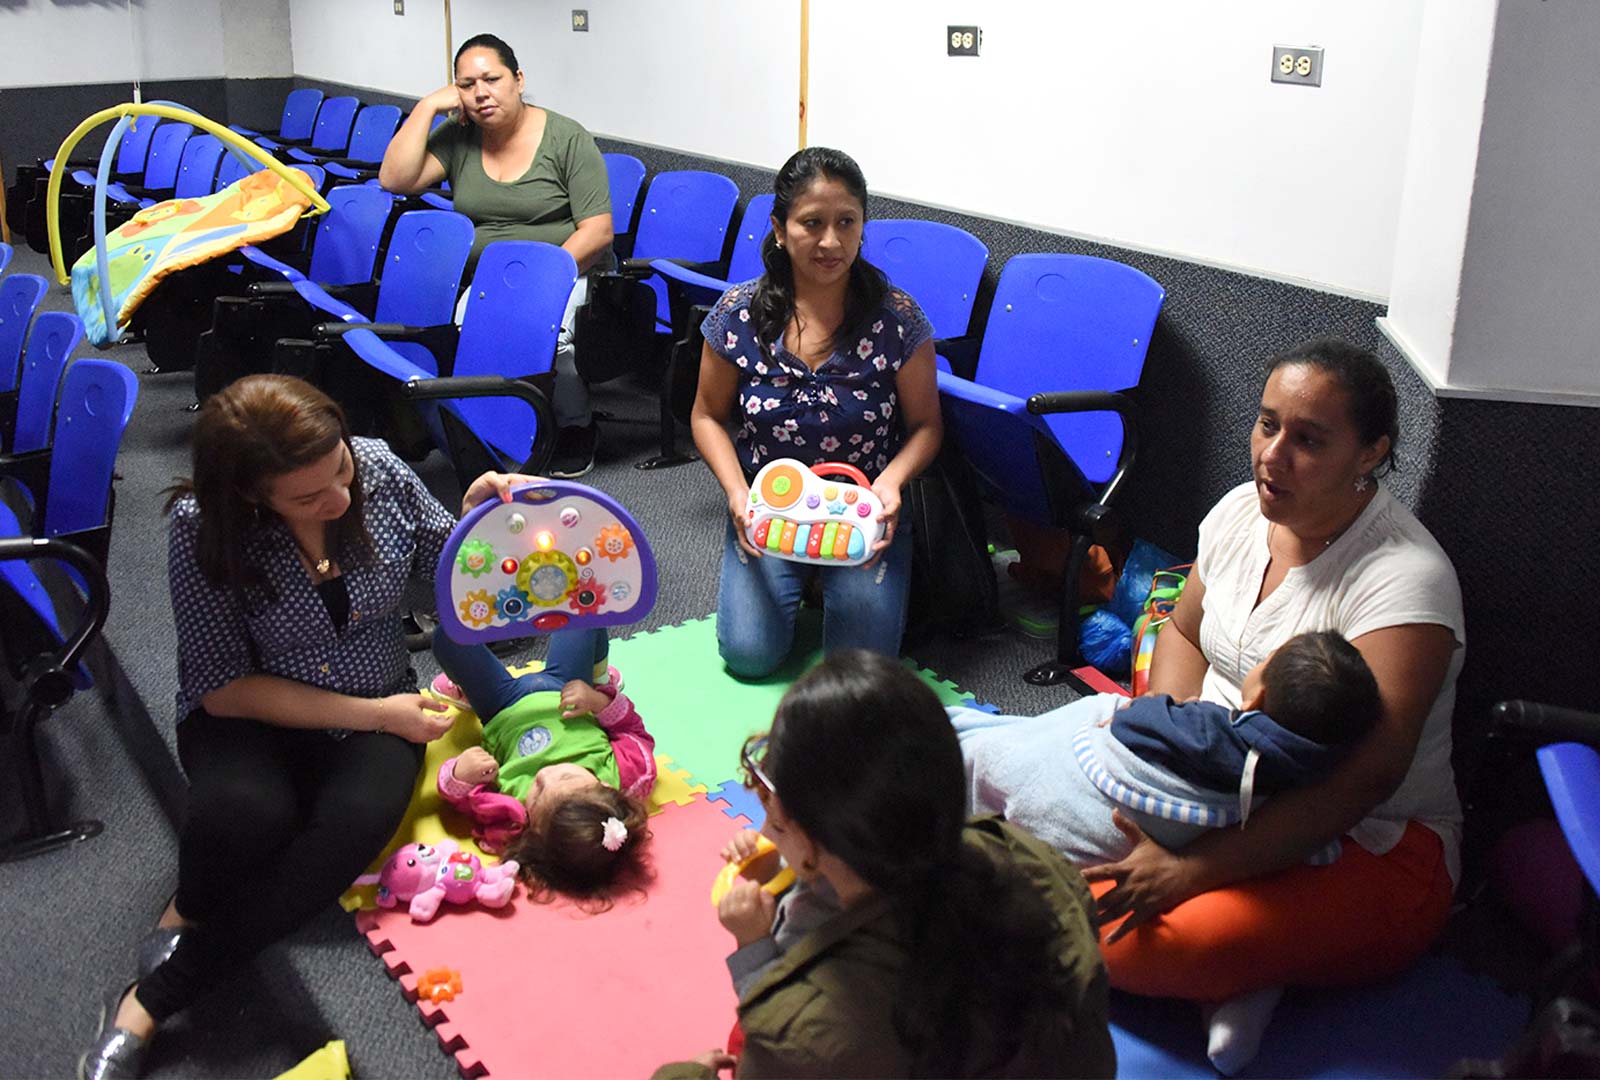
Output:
top-left (431, 625), bottom-right (657, 907)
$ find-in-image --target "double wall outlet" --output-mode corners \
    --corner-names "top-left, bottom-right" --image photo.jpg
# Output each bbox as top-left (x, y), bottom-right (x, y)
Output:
top-left (948, 26), bottom-right (981, 57)
top-left (1271, 45), bottom-right (1323, 86)
top-left (572, 10), bottom-right (589, 32)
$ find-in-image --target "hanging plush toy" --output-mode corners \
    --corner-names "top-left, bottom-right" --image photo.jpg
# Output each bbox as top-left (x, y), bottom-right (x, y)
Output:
top-left (355, 840), bottom-right (519, 922)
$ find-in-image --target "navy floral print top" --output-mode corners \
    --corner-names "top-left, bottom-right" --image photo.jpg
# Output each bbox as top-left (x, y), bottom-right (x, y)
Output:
top-left (700, 281), bottom-right (934, 480)
top-left (168, 438), bottom-right (456, 725)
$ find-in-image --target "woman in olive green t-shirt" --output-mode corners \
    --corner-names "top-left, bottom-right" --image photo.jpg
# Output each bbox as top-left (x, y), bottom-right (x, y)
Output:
top-left (379, 31), bottom-right (614, 477)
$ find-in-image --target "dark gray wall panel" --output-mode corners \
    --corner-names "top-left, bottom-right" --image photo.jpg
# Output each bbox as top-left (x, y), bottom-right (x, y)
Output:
top-left (0, 78), bottom-right (228, 172)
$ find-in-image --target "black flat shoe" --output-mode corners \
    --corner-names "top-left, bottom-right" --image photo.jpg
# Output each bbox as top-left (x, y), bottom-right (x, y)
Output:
top-left (135, 927), bottom-right (182, 980)
top-left (78, 984), bottom-right (147, 1080)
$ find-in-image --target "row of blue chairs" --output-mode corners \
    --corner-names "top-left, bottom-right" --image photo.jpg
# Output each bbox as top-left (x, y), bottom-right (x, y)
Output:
top-left (0, 248), bottom-right (141, 860)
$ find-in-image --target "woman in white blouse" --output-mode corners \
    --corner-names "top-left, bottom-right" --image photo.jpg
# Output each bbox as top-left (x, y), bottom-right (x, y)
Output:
top-left (1085, 339), bottom-right (1464, 1068)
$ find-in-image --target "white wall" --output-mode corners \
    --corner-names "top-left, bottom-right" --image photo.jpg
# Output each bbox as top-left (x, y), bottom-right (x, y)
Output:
top-left (458, 0), bottom-right (799, 170)
top-left (0, 0), bottom-right (227, 87)
top-left (289, 0), bottom-right (445, 98)
top-left (1448, 0), bottom-right (1600, 399)
top-left (1381, 0), bottom-right (1499, 389)
top-left (806, 1), bottom-right (1425, 299)
top-left (284, 1), bottom-right (1421, 297)
top-left (224, 0), bottom-right (295, 80)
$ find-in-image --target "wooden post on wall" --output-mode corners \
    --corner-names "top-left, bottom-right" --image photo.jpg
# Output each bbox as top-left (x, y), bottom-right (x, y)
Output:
top-left (444, 0), bottom-right (454, 84)
top-left (798, 0), bottom-right (809, 148)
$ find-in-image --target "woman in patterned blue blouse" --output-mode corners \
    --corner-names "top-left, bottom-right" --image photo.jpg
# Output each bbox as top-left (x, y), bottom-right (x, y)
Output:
top-left (82, 376), bottom-right (528, 1079)
top-left (690, 148), bottom-right (944, 679)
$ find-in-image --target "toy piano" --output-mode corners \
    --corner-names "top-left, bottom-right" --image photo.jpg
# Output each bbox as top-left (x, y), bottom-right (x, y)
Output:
top-left (744, 459), bottom-right (886, 567)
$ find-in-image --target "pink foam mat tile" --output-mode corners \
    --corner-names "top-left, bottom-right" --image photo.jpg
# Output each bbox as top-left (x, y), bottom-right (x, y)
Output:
top-left (355, 794), bottom-right (742, 1077)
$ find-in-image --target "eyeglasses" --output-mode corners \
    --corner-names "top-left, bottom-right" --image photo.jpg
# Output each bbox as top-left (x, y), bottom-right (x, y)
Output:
top-left (741, 734), bottom-right (774, 796)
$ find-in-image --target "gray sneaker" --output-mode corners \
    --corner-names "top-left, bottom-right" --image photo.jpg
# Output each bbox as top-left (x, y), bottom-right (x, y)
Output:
top-left (549, 422), bottom-right (599, 479)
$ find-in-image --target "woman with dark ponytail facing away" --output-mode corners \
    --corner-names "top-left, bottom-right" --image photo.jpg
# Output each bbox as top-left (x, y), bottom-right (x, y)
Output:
top-left (657, 650), bottom-right (1115, 1078)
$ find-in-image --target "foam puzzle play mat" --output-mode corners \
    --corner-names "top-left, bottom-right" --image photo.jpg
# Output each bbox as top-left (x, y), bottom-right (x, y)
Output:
top-left (339, 610), bottom-right (1526, 1079)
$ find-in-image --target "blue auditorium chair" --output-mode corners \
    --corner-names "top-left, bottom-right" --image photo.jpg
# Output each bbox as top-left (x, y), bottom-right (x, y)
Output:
top-left (862, 219), bottom-right (988, 369)
top-left (0, 361), bottom-right (132, 861)
top-left (100, 121), bottom-right (193, 205)
top-left (191, 184), bottom-right (399, 398)
top-left (288, 104), bottom-right (403, 182)
top-left (0, 273), bottom-right (50, 404)
top-left (937, 253), bottom-right (1164, 687)
top-left (0, 358), bottom-right (139, 578)
top-left (574, 169), bottom-right (738, 396)
top-left (0, 243), bottom-right (11, 275)
top-left (603, 152), bottom-right (646, 257)
top-left (0, 312), bottom-right (85, 455)
top-left (163, 133), bottom-right (226, 203)
top-left (634, 193), bottom-right (773, 468)
top-left (24, 117), bottom-right (162, 254)
top-left (336, 240), bottom-right (576, 487)
top-left (269, 209), bottom-right (475, 399)
top-left (229, 87), bottom-right (325, 143)
top-left (256, 95), bottom-right (359, 160)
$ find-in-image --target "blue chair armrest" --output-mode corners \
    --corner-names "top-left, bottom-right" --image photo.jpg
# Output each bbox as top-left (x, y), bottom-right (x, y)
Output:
top-left (1026, 389), bottom-right (1137, 418)
top-left (419, 191), bottom-right (453, 211)
top-left (650, 260), bottom-right (731, 307)
top-left (936, 371), bottom-right (1030, 415)
top-left (340, 328), bottom-right (435, 384)
top-left (398, 375), bottom-right (557, 475)
top-left (237, 245), bottom-right (305, 284)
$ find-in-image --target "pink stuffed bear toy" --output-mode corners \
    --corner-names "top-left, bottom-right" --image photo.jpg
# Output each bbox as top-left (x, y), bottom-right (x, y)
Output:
top-left (358, 840), bottom-right (519, 922)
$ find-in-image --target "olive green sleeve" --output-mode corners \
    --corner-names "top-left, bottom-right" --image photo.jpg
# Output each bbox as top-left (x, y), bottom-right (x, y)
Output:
top-left (559, 120), bottom-right (613, 223)
top-left (425, 120), bottom-right (468, 182)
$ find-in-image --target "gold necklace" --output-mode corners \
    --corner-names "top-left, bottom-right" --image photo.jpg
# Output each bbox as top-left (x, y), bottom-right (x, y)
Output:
top-left (291, 528), bottom-right (333, 579)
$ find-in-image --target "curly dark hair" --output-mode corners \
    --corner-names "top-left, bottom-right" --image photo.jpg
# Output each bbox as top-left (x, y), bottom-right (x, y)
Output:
top-left (501, 785), bottom-right (653, 912)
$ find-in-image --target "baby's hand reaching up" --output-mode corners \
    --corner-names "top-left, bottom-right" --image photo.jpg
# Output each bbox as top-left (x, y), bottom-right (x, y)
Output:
top-left (560, 679), bottom-right (610, 718)
top-left (452, 747), bottom-right (498, 786)
top-left (721, 829), bottom-right (762, 864)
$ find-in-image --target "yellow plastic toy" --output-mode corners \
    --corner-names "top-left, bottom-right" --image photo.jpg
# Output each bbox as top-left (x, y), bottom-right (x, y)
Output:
top-left (271, 1040), bottom-right (349, 1080)
top-left (710, 833), bottom-right (795, 907)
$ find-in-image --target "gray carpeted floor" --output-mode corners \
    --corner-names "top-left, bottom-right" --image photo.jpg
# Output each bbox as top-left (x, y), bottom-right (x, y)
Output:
top-left (0, 240), bottom-right (1084, 1077)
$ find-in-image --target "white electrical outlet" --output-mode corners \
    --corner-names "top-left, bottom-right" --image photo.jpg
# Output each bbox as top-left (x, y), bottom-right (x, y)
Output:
top-left (1271, 45), bottom-right (1323, 87)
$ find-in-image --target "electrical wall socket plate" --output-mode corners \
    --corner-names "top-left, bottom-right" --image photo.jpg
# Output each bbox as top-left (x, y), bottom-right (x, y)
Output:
top-left (393, 0), bottom-right (403, 14)
top-left (1271, 45), bottom-right (1323, 86)
top-left (948, 26), bottom-right (981, 57)
top-left (572, 9), bottom-right (589, 31)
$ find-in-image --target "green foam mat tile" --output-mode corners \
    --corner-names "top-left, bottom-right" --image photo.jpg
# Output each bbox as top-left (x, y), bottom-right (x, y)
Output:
top-left (610, 612), bottom-right (980, 791)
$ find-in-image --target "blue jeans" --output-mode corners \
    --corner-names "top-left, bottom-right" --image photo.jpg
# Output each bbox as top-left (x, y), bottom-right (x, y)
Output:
top-left (716, 517), bottom-right (913, 678)
top-left (432, 627), bottom-right (609, 721)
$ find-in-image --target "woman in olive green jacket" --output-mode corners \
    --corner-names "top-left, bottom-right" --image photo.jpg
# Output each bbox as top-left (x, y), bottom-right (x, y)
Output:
top-left (659, 650), bottom-right (1115, 1078)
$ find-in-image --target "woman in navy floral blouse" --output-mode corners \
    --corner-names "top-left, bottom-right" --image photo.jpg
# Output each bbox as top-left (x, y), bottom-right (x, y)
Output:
top-left (82, 376), bottom-right (532, 1079)
top-left (690, 148), bottom-right (943, 678)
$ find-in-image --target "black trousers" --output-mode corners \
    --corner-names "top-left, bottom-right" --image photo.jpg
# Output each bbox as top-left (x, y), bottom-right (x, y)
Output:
top-left (135, 709), bottom-right (421, 1022)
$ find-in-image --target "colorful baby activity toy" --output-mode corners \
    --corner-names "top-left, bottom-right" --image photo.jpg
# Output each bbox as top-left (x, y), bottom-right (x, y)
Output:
top-left (743, 458), bottom-right (886, 567)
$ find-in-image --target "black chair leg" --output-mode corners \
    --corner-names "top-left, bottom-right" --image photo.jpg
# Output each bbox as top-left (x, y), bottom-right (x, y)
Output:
top-left (1023, 533), bottom-right (1096, 692)
top-left (636, 335), bottom-right (699, 470)
top-left (1, 699), bottom-right (104, 864)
